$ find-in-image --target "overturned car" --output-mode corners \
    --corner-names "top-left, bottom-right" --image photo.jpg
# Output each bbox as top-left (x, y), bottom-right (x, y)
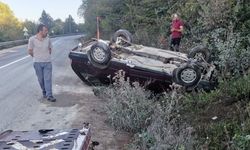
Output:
top-left (69, 29), bottom-right (218, 91)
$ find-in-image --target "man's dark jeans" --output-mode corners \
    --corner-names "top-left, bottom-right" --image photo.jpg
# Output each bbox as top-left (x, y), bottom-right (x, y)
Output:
top-left (170, 37), bottom-right (181, 52)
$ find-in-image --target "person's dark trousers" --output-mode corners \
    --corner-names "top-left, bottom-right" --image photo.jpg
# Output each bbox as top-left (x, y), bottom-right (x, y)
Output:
top-left (33, 62), bottom-right (52, 98)
top-left (170, 37), bottom-right (181, 52)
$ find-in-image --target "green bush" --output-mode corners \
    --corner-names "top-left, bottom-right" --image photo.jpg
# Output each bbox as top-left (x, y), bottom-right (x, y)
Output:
top-left (184, 74), bottom-right (250, 111)
top-left (208, 29), bottom-right (250, 77)
top-left (183, 74), bottom-right (250, 149)
top-left (127, 92), bottom-right (194, 150)
top-left (233, 134), bottom-right (250, 150)
top-left (95, 72), bottom-right (195, 149)
top-left (194, 120), bottom-right (250, 150)
top-left (95, 71), bottom-right (156, 132)
top-left (200, 122), bottom-right (241, 149)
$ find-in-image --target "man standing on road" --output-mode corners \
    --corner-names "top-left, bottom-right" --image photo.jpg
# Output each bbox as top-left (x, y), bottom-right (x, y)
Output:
top-left (170, 13), bottom-right (184, 52)
top-left (28, 24), bottom-right (56, 102)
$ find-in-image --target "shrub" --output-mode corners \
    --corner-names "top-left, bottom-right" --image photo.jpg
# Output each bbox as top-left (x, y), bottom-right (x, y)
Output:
top-left (184, 74), bottom-right (250, 110)
top-left (209, 28), bottom-right (250, 77)
top-left (127, 90), bottom-right (195, 150)
top-left (95, 71), bottom-right (156, 133)
top-left (183, 74), bottom-right (250, 149)
top-left (233, 134), bottom-right (250, 150)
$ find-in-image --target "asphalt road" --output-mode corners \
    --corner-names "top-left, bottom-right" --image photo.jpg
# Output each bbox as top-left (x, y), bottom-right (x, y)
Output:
top-left (0, 35), bottom-right (93, 132)
top-left (0, 36), bottom-right (132, 149)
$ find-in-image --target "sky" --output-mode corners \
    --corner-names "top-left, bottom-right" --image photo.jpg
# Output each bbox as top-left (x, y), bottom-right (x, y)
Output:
top-left (1, 0), bottom-right (84, 23)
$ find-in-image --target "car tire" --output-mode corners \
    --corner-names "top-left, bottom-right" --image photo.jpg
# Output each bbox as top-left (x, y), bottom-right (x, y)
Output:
top-left (175, 63), bottom-right (202, 87)
top-left (87, 41), bottom-right (111, 69)
top-left (111, 29), bottom-right (133, 46)
top-left (188, 46), bottom-right (210, 62)
top-left (172, 67), bottom-right (180, 84)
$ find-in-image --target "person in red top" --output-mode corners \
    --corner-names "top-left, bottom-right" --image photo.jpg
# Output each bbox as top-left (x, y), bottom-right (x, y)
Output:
top-left (170, 13), bottom-right (184, 52)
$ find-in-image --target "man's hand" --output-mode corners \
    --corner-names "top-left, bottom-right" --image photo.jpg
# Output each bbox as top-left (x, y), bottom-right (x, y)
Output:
top-left (171, 28), bottom-right (176, 32)
top-left (28, 49), bottom-right (33, 57)
top-left (171, 26), bottom-right (184, 33)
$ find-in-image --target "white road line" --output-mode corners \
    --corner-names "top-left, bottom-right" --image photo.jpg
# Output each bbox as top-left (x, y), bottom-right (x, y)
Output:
top-left (0, 55), bottom-right (30, 70)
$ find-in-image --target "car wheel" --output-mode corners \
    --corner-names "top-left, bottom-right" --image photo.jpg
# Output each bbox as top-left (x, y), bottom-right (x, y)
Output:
top-left (175, 63), bottom-right (201, 87)
top-left (87, 41), bottom-right (111, 69)
top-left (172, 67), bottom-right (180, 84)
top-left (111, 29), bottom-right (133, 46)
top-left (188, 46), bottom-right (210, 62)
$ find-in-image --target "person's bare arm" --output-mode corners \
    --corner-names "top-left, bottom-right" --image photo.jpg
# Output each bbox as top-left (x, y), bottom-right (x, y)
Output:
top-left (179, 26), bottom-right (184, 33)
top-left (49, 39), bottom-right (52, 54)
top-left (28, 48), bottom-right (33, 57)
top-left (171, 26), bottom-right (183, 33)
top-left (28, 37), bottom-right (34, 57)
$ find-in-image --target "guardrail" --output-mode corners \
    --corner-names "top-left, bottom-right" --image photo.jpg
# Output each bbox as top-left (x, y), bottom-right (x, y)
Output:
top-left (0, 33), bottom-right (84, 50)
top-left (0, 39), bottom-right (28, 50)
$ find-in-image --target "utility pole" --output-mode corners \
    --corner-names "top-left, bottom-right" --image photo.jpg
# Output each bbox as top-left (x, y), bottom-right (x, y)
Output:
top-left (96, 16), bottom-right (100, 39)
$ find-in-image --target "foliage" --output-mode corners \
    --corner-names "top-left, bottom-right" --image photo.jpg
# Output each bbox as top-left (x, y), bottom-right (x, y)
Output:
top-left (183, 74), bottom-right (250, 149)
top-left (94, 73), bottom-right (250, 149)
top-left (0, 2), bottom-right (85, 42)
top-left (128, 91), bottom-right (195, 150)
top-left (233, 134), bottom-right (250, 150)
top-left (39, 10), bottom-right (54, 30)
top-left (63, 15), bottom-right (78, 34)
top-left (95, 71), bottom-right (156, 133)
top-left (184, 74), bottom-right (250, 110)
top-left (23, 20), bottom-right (37, 35)
top-left (208, 28), bottom-right (250, 77)
top-left (78, 0), bottom-right (249, 52)
top-left (200, 122), bottom-right (244, 149)
top-left (95, 72), bottom-right (195, 149)
top-left (0, 2), bottom-right (23, 41)
top-left (51, 19), bottom-right (64, 35)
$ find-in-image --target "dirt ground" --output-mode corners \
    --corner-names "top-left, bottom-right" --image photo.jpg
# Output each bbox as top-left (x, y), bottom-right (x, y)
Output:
top-left (70, 92), bottom-right (132, 150)
top-left (52, 75), bottom-right (132, 150)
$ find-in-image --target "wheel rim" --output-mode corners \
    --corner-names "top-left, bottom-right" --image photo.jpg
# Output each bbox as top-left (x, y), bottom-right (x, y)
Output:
top-left (180, 68), bottom-right (197, 83)
top-left (194, 52), bottom-right (205, 60)
top-left (92, 47), bottom-right (106, 62)
top-left (117, 35), bottom-right (128, 45)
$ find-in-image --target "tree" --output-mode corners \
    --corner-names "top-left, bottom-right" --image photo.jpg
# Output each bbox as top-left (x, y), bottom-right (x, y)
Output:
top-left (78, 0), bottom-right (249, 46)
top-left (0, 2), bottom-right (22, 41)
top-left (64, 15), bottom-right (77, 33)
top-left (39, 10), bottom-right (54, 29)
top-left (77, 23), bottom-right (86, 33)
top-left (78, 0), bottom-right (126, 38)
top-left (51, 19), bottom-right (64, 35)
top-left (23, 20), bottom-right (37, 35)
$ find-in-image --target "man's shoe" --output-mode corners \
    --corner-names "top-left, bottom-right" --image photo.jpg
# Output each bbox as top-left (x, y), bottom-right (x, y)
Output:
top-left (47, 96), bottom-right (56, 102)
top-left (43, 95), bottom-right (47, 99)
